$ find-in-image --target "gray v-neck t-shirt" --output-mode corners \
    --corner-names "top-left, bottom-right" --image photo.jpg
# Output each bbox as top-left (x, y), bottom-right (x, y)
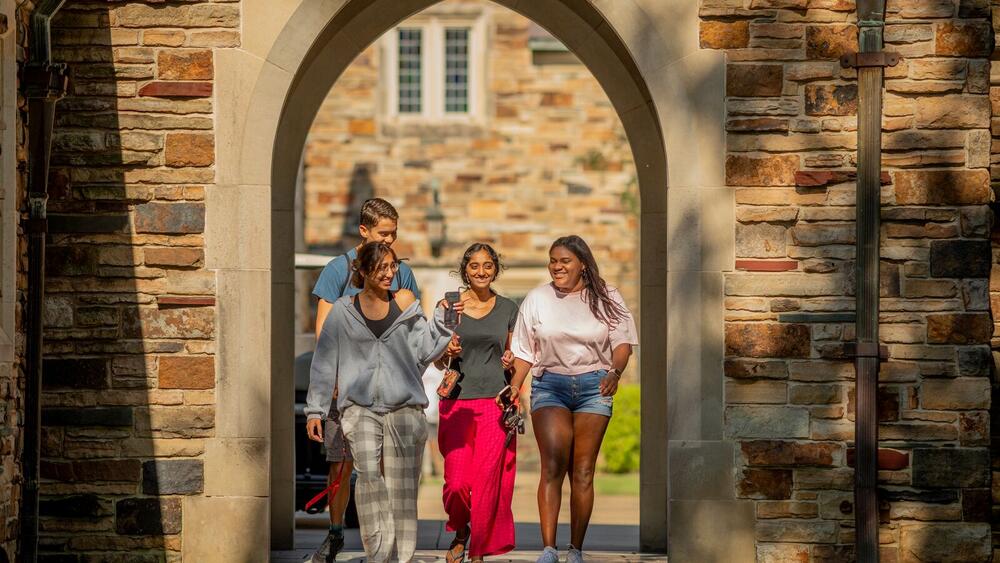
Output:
top-left (445, 295), bottom-right (520, 400)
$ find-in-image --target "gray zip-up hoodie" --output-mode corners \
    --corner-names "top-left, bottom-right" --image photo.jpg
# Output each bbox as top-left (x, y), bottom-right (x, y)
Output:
top-left (304, 296), bottom-right (453, 419)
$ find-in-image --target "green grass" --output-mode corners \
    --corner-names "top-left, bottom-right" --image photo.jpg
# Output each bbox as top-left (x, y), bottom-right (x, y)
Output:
top-left (594, 471), bottom-right (640, 496)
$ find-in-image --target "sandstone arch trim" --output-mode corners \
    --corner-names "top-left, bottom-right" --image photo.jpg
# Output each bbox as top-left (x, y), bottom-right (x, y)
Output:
top-left (205, 1), bottom-right (741, 559)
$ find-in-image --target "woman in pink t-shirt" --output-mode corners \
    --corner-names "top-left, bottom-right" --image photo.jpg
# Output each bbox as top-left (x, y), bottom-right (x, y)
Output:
top-left (501, 235), bottom-right (637, 563)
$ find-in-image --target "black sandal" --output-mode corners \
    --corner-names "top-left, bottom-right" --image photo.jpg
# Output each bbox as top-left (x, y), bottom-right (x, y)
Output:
top-left (446, 526), bottom-right (470, 563)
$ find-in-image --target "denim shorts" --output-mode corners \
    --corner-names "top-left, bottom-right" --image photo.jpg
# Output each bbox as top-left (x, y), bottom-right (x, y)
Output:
top-left (530, 370), bottom-right (613, 417)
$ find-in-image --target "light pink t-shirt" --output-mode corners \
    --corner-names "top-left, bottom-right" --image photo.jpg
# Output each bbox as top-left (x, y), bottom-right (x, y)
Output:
top-left (511, 283), bottom-right (638, 376)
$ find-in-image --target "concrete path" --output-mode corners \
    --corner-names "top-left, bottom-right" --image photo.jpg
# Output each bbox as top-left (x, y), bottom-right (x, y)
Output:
top-left (271, 520), bottom-right (666, 562)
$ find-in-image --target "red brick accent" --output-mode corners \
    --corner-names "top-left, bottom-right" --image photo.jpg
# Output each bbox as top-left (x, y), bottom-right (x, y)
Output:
top-left (157, 296), bottom-right (216, 307)
top-left (736, 260), bottom-right (799, 272)
top-left (846, 448), bottom-right (910, 471)
top-left (138, 81), bottom-right (212, 98)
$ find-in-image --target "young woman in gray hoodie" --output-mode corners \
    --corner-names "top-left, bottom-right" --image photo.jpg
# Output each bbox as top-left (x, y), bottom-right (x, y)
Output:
top-left (305, 241), bottom-right (458, 563)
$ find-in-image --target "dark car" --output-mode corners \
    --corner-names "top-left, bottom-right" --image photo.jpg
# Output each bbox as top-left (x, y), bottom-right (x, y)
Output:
top-left (294, 351), bottom-right (359, 527)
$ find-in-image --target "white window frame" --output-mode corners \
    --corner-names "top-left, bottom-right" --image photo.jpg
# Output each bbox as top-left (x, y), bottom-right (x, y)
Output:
top-left (383, 13), bottom-right (486, 122)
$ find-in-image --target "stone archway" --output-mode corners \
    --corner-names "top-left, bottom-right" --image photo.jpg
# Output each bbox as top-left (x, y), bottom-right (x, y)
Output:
top-left (200, 1), bottom-right (744, 560)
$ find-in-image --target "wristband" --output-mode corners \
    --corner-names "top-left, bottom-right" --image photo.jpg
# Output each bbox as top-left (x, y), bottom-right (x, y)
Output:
top-left (608, 368), bottom-right (622, 379)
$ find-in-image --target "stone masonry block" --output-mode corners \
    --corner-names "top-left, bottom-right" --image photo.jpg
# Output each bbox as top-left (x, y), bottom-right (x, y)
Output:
top-left (42, 358), bottom-right (108, 389)
top-left (726, 154), bottom-right (799, 186)
top-left (158, 356), bottom-right (215, 389)
top-left (725, 406), bottom-right (810, 439)
top-left (894, 170), bottom-right (990, 205)
top-left (165, 133), bottom-right (214, 167)
top-left (738, 468), bottom-right (792, 499)
top-left (741, 440), bottom-right (839, 467)
top-left (736, 223), bottom-right (787, 258)
top-left (915, 95), bottom-right (991, 129)
top-left (920, 378), bottom-right (991, 410)
top-left (142, 459), bottom-right (204, 495)
top-left (806, 25), bottom-right (857, 60)
top-left (935, 22), bottom-right (993, 57)
top-left (116, 497), bottom-right (182, 535)
top-left (912, 448), bottom-right (989, 488)
top-left (900, 523), bottom-right (990, 562)
top-left (133, 202), bottom-right (205, 234)
top-left (700, 21), bottom-right (749, 49)
top-left (805, 84), bottom-right (857, 117)
top-left (725, 323), bottom-right (811, 358)
top-left (929, 240), bottom-right (991, 278)
top-left (926, 314), bottom-right (992, 345)
top-left (727, 64), bottom-right (782, 97)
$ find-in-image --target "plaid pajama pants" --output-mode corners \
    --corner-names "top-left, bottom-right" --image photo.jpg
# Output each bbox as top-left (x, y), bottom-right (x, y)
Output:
top-left (341, 405), bottom-right (428, 563)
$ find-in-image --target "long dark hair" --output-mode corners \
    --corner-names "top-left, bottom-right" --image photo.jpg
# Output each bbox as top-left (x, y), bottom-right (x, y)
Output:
top-left (350, 241), bottom-right (398, 288)
top-left (550, 235), bottom-right (627, 327)
top-left (453, 242), bottom-right (505, 287)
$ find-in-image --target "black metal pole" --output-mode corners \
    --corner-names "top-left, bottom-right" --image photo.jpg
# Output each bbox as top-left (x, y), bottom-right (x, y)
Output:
top-left (19, 2), bottom-right (67, 561)
top-left (853, 2), bottom-right (887, 562)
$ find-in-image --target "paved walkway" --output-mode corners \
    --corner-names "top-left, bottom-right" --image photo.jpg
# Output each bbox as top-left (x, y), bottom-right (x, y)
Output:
top-left (271, 520), bottom-right (666, 562)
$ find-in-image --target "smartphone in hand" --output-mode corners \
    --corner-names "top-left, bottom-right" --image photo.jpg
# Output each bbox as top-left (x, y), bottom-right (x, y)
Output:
top-left (444, 291), bottom-right (462, 329)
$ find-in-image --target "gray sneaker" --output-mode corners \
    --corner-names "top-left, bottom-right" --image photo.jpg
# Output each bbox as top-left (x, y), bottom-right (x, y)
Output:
top-left (535, 546), bottom-right (559, 563)
top-left (309, 531), bottom-right (344, 563)
top-left (566, 545), bottom-right (584, 563)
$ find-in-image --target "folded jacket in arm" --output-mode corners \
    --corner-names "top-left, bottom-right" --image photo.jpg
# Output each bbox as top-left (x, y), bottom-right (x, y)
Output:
top-left (305, 297), bottom-right (454, 419)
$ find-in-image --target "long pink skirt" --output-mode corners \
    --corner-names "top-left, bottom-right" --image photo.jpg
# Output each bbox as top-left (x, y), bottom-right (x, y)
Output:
top-left (438, 398), bottom-right (517, 557)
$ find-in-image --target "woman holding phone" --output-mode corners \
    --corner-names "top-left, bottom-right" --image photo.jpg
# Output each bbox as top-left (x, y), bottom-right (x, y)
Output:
top-left (436, 243), bottom-right (520, 562)
top-left (502, 235), bottom-right (637, 563)
top-left (305, 241), bottom-right (457, 563)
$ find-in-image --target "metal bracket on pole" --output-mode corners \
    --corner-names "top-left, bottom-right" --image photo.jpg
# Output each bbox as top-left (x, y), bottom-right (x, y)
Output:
top-left (845, 341), bottom-right (889, 360)
top-left (840, 51), bottom-right (901, 69)
top-left (21, 62), bottom-right (68, 101)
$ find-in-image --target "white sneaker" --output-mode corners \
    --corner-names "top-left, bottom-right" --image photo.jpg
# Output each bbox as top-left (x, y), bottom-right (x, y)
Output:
top-left (566, 545), bottom-right (584, 563)
top-left (536, 546), bottom-right (559, 563)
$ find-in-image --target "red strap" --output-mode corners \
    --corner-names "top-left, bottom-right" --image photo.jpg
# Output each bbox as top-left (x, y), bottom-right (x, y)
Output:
top-left (304, 452), bottom-right (348, 511)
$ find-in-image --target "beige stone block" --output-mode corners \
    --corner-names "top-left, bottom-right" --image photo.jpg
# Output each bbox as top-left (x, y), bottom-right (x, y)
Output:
top-left (725, 380), bottom-right (787, 404)
top-left (965, 129), bottom-right (990, 168)
top-left (215, 270), bottom-right (271, 439)
top-left (647, 50), bottom-right (726, 190)
top-left (205, 185), bottom-right (270, 270)
top-left (120, 438), bottom-right (206, 458)
top-left (205, 438), bottom-right (269, 496)
top-left (725, 273), bottom-right (848, 297)
top-left (899, 523), bottom-right (990, 563)
top-left (621, 102), bottom-right (667, 214)
top-left (668, 499), bottom-right (755, 562)
top-left (668, 440), bottom-right (735, 500)
top-left (915, 95), bottom-right (991, 129)
top-left (268, 2), bottom-right (356, 74)
top-left (667, 188), bottom-right (734, 272)
top-left (640, 212), bottom-right (668, 286)
top-left (183, 496), bottom-right (269, 562)
top-left (241, 0), bottom-right (309, 61)
top-left (667, 272), bottom-right (725, 441)
top-left (921, 378), bottom-right (990, 410)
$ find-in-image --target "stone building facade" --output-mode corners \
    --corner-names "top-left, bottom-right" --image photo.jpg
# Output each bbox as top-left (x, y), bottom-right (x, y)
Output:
top-left (1, 0), bottom-right (1000, 562)
top-left (704, 2), bottom-right (997, 561)
top-left (301, 0), bottom-right (638, 326)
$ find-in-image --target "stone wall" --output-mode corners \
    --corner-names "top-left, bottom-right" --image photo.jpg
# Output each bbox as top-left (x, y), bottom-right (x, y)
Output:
top-left (302, 0), bottom-right (638, 309)
top-left (2, 2), bottom-right (31, 560)
top-left (704, 0), bottom-right (994, 561)
top-left (30, 2), bottom-right (235, 560)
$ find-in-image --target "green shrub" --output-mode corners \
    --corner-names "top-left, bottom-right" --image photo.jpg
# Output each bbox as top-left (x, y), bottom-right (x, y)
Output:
top-left (601, 384), bottom-right (640, 473)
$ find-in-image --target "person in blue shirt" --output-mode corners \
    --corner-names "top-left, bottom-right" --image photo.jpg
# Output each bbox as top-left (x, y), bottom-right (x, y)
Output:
top-left (309, 198), bottom-right (420, 563)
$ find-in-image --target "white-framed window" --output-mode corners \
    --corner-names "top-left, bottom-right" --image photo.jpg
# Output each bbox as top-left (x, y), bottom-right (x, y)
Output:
top-left (383, 13), bottom-right (486, 121)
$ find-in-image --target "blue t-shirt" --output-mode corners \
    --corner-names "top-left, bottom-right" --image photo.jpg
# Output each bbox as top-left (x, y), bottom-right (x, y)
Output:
top-left (312, 247), bottom-right (421, 303)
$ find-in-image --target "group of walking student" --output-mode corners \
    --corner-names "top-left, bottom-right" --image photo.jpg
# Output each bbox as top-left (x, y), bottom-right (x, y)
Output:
top-left (304, 198), bottom-right (637, 563)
